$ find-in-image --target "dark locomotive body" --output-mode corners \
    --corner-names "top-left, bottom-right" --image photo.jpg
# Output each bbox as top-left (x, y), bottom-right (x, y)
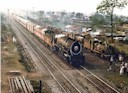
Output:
top-left (53, 35), bottom-right (85, 67)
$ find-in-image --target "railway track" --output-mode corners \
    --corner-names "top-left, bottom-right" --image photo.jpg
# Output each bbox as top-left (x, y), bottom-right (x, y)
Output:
top-left (74, 66), bottom-right (120, 93)
top-left (10, 18), bottom-right (121, 93)
top-left (10, 18), bottom-right (88, 93)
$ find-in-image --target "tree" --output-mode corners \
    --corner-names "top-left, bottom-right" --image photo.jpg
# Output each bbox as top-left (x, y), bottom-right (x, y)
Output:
top-left (70, 12), bottom-right (75, 18)
top-left (1, 13), bottom-right (6, 23)
top-left (97, 0), bottom-right (128, 42)
top-left (114, 15), bottom-right (124, 25)
top-left (76, 12), bottom-right (84, 19)
top-left (89, 13), bottom-right (107, 30)
top-left (38, 11), bottom-right (44, 17)
top-left (61, 11), bottom-right (66, 17)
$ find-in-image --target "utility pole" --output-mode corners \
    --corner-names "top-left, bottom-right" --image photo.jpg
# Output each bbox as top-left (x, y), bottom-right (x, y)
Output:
top-left (39, 80), bottom-right (42, 93)
top-left (32, 7), bottom-right (34, 19)
top-left (19, 9), bottom-right (21, 16)
top-left (26, 10), bottom-right (28, 19)
top-left (7, 9), bottom-right (9, 23)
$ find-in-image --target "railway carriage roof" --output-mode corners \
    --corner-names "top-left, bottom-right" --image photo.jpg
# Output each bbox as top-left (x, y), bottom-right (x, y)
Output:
top-left (18, 17), bottom-right (28, 23)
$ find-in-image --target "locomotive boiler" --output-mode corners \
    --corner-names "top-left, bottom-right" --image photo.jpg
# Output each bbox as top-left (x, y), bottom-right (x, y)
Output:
top-left (62, 32), bottom-right (84, 44)
top-left (53, 34), bottom-right (85, 67)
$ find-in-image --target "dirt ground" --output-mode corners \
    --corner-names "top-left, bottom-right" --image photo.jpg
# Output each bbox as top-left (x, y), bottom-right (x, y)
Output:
top-left (1, 38), bottom-right (52, 93)
top-left (1, 24), bottom-right (52, 93)
top-left (1, 41), bottom-right (25, 93)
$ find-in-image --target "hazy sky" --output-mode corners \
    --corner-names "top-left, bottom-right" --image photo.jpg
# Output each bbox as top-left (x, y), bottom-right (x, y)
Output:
top-left (1, 0), bottom-right (128, 16)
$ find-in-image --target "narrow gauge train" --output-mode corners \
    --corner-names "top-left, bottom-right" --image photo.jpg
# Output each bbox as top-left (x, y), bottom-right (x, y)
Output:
top-left (13, 15), bottom-right (85, 67)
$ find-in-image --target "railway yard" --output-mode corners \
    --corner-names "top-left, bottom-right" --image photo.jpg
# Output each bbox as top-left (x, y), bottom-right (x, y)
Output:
top-left (1, 14), bottom-right (128, 93)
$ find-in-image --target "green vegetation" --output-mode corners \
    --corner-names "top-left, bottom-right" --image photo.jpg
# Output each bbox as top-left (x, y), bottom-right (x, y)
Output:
top-left (115, 43), bottom-right (128, 56)
top-left (89, 13), bottom-right (108, 30)
top-left (75, 12), bottom-right (84, 19)
top-left (1, 22), bottom-right (25, 69)
top-left (1, 21), bottom-right (27, 92)
top-left (18, 45), bottom-right (35, 72)
top-left (97, 0), bottom-right (128, 42)
top-left (107, 74), bottom-right (128, 93)
top-left (43, 18), bottom-right (52, 25)
top-left (1, 18), bottom-right (35, 72)
top-left (31, 80), bottom-right (51, 93)
top-left (1, 42), bottom-right (21, 67)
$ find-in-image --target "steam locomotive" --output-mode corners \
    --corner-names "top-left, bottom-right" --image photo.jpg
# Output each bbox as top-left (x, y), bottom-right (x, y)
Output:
top-left (62, 31), bottom-right (119, 59)
top-left (13, 15), bottom-right (85, 67)
top-left (53, 34), bottom-right (85, 67)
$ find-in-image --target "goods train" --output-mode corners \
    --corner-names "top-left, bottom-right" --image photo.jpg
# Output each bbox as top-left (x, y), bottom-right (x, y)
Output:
top-left (13, 15), bottom-right (85, 67)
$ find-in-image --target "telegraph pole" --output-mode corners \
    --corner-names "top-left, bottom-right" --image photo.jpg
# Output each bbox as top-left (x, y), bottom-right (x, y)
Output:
top-left (32, 7), bottom-right (34, 19)
top-left (26, 10), bottom-right (28, 19)
top-left (8, 9), bottom-right (9, 22)
top-left (19, 9), bottom-right (21, 16)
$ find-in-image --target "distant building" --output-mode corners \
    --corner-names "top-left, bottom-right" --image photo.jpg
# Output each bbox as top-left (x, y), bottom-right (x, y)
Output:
top-left (64, 25), bottom-right (82, 33)
top-left (89, 30), bottom-right (102, 37)
top-left (82, 28), bottom-right (92, 32)
top-left (71, 15), bottom-right (89, 23)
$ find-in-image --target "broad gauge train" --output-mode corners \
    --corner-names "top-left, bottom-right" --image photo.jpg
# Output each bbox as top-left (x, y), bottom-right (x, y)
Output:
top-left (13, 15), bottom-right (85, 67)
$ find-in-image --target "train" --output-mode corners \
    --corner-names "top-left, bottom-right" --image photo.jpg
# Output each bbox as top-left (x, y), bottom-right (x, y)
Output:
top-left (13, 15), bottom-right (85, 67)
top-left (64, 32), bottom-right (119, 58)
top-left (13, 15), bottom-right (119, 62)
top-left (46, 27), bottom-right (118, 59)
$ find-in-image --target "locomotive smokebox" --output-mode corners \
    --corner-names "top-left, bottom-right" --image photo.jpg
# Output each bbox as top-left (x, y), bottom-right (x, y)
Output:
top-left (70, 41), bottom-right (82, 55)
